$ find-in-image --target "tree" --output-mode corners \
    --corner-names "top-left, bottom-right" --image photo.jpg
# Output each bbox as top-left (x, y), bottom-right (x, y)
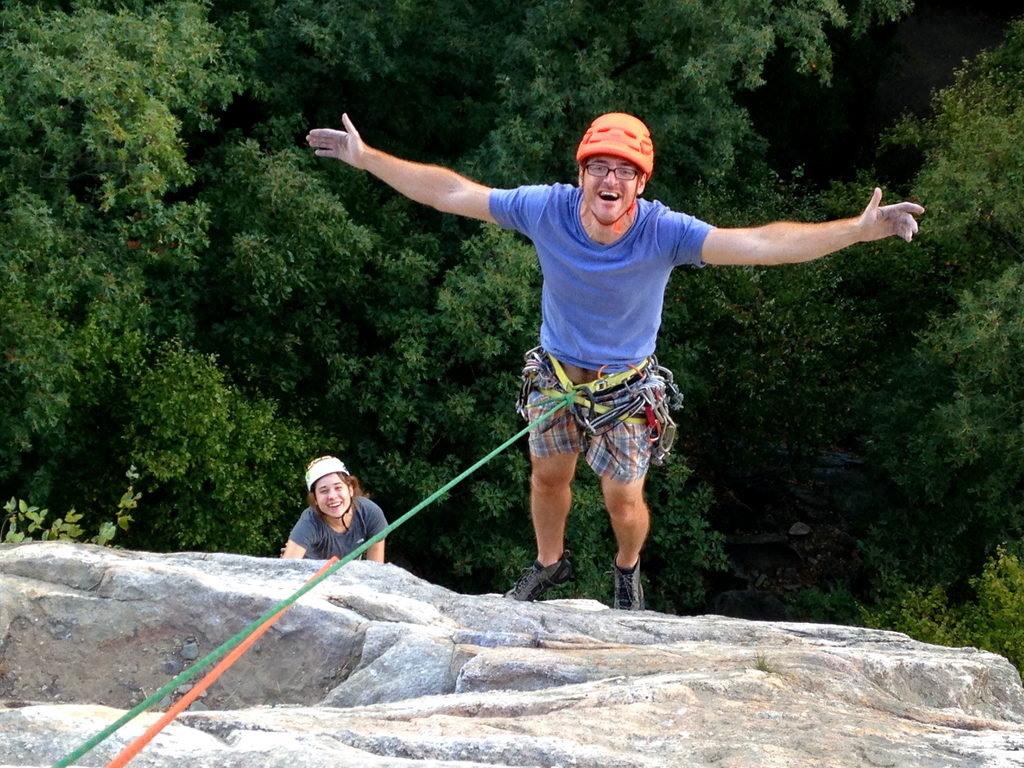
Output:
top-left (4, 0), bottom-right (942, 612)
top-left (853, 19), bottom-right (1024, 588)
top-left (861, 263), bottom-right (1024, 586)
top-left (0, 2), bottom-right (311, 550)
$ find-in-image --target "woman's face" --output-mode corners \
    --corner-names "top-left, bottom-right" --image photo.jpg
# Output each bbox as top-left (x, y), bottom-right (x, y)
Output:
top-left (313, 472), bottom-right (353, 520)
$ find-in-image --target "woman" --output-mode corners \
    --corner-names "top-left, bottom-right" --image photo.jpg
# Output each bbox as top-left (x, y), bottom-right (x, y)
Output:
top-left (281, 455), bottom-right (387, 561)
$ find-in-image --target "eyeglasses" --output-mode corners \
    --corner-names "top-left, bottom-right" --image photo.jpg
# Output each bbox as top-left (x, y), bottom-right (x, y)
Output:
top-left (585, 163), bottom-right (640, 181)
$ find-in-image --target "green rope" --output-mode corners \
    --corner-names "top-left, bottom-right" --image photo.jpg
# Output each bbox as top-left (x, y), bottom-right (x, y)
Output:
top-left (51, 392), bottom-right (572, 768)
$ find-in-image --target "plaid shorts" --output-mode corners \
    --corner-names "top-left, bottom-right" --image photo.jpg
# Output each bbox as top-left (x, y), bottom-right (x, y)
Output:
top-left (524, 387), bottom-right (654, 483)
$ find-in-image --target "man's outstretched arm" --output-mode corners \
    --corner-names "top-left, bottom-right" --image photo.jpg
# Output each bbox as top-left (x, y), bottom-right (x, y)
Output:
top-left (701, 187), bottom-right (924, 266)
top-left (307, 113), bottom-right (496, 223)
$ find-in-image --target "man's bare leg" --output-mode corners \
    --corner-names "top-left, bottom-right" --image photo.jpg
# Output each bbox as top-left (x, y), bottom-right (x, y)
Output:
top-left (530, 451), bottom-right (578, 565)
top-left (600, 474), bottom-right (650, 569)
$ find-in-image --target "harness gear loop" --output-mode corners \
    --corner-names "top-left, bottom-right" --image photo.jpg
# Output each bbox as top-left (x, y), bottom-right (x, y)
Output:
top-left (517, 346), bottom-right (683, 465)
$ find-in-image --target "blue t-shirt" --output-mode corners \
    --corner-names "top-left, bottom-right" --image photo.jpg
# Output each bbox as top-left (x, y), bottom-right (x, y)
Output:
top-left (489, 184), bottom-right (712, 371)
top-left (287, 496), bottom-right (387, 560)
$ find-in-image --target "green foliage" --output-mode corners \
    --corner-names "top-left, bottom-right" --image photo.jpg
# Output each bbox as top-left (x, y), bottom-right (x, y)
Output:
top-left (122, 340), bottom-right (313, 553)
top-left (0, 0), bottom-right (241, 519)
top-left (860, 262), bottom-right (1024, 585)
top-left (3, 499), bottom-right (83, 543)
top-left (0, 0), bottom-right (318, 558)
top-left (863, 548), bottom-right (1024, 674)
top-left (963, 548), bottom-right (1024, 672)
top-left (861, 582), bottom-right (964, 649)
top-left (883, 19), bottom-right (1024, 291)
top-left (2, 466), bottom-right (137, 546)
top-left (825, 20), bottom-right (1024, 592)
top-left (4, 0), bottom-right (1019, 625)
top-left (785, 585), bottom-right (863, 626)
top-left (357, 228), bottom-right (546, 591)
top-left (645, 462), bottom-right (725, 612)
top-left (469, 0), bottom-right (875, 189)
top-left (196, 135), bottom-right (547, 573)
top-left (661, 176), bottom-right (892, 477)
top-left (0, 1), bottom-right (237, 249)
top-left (197, 139), bottom-right (391, 399)
top-left (215, 0), bottom-right (916, 193)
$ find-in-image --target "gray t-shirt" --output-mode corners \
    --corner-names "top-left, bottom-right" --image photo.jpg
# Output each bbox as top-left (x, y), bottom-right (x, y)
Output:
top-left (287, 497), bottom-right (387, 560)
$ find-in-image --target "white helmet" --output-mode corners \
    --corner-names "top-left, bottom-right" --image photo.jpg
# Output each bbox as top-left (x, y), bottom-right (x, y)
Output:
top-left (304, 456), bottom-right (349, 491)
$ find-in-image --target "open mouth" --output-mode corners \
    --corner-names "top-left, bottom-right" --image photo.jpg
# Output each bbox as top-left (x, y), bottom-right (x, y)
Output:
top-left (599, 191), bottom-right (620, 201)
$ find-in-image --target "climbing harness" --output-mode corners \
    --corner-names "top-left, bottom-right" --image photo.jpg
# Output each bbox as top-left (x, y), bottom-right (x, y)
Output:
top-left (516, 346), bottom-right (683, 465)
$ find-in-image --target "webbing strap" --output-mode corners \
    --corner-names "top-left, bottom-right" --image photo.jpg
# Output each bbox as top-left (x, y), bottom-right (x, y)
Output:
top-left (538, 386), bottom-right (649, 425)
top-left (52, 391), bottom-right (574, 768)
top-left (541, 351), bottom-right (651, 426)
top-left (547, 351), bottom-right (649, 394)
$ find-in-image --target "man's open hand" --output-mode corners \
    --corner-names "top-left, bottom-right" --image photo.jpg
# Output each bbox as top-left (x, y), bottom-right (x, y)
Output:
top-left (859, 187), bottom-right (925, 243)
top-left (307, 113), bottom-right (365, 169)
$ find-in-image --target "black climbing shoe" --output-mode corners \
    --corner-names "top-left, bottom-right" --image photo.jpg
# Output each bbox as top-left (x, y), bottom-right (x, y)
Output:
top-left (504, 551), bottom-right (573, 601)
top-left (613, 560), bottom-right (645, 611)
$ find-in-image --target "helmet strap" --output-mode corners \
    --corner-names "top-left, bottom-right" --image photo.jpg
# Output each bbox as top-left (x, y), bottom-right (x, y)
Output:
top-left (611, 200), bottom-right (637, 235)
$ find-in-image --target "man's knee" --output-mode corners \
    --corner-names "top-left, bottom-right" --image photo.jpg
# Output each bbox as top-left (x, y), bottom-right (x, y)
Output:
top-left (531, 452), bottom-right (577, 492)
top-left (606, 497), bottom-right (648, 524)
top-left (601, 478), bottom-right (648, 519)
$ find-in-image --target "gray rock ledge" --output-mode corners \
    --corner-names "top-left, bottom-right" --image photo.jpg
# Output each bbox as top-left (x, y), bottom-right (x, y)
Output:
top-left (2, 542), bottom-right (1023, 767)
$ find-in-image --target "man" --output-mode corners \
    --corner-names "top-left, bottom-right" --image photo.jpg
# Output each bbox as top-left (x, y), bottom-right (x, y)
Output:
top-left (307, 112), bottom-right (923, 610)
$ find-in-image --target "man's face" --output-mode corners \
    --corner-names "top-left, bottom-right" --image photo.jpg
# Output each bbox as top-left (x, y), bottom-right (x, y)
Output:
top-left (578, 154), bottom-right (647, 226)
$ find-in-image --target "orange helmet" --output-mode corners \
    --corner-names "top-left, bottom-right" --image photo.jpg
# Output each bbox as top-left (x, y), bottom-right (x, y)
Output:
top-left (575, 112), bottom-right (654, 178)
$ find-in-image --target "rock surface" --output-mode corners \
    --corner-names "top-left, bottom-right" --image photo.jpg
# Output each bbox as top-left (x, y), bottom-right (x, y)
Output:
top-left (2, 542), bottom-right (1024, 767)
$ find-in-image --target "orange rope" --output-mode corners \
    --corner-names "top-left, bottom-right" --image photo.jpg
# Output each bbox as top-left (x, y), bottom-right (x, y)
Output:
top-left (104, 556), bottom-right (339, 768)
top-left (56, 396), bottom-right (572, 768)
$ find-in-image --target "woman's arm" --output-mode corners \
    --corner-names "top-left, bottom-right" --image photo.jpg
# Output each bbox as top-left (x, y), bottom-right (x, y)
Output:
top-left (364, 539), bottom-right (386, 563)
top-left (281, 540), bottom-right (308, 559)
